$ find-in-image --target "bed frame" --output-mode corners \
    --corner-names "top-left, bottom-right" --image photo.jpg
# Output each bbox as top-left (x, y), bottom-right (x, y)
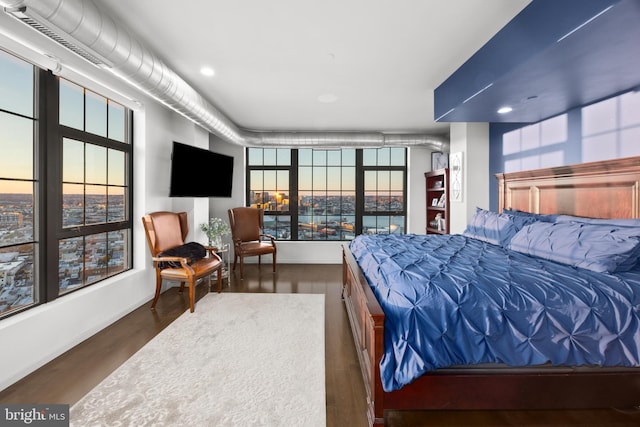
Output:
top-left (342, 156), bottom-right (640, 426)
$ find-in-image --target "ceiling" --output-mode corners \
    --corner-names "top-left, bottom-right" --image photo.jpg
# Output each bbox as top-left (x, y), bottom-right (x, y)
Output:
top-left (4, 0), bottom-right (637, 143)
top-left (95, 0), bottom-right (531, 136)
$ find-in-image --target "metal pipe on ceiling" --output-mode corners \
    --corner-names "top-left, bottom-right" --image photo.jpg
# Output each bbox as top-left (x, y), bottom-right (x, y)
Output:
top-left (1, 0), bottom-right (449, 151)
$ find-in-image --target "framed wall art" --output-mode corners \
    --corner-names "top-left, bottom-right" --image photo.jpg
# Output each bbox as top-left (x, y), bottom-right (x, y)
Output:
top-left (431, 152), bottom-right (448, 171)
top-left (450, 152), bottom-right (463, 202)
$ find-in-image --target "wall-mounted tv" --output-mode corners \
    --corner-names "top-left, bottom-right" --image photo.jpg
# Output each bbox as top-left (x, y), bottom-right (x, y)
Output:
top-left (169, 141), bottom-right (234, 197)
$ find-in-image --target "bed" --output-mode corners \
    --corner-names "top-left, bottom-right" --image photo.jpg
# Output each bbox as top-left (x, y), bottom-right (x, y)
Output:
top-left (342, 156), bottom-right (640, 426)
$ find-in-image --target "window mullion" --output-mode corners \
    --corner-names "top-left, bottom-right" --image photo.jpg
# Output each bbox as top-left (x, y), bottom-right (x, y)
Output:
top-left (355, 150), bottom-right (364, 235)
top-left (43, 71), bottom-right (63, 301)
top-left (35, 68), bottom-right (48, 307)
top-left (290, 149), bottom-right (299, 240)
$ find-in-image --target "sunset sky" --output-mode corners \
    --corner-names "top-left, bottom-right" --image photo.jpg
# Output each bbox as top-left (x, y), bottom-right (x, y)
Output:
top-left (1, 49), bottom-right (126, 195)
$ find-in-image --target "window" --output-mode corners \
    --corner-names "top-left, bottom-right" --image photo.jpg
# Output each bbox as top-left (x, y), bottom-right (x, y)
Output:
top-left (246, 147), bottom-right (406, 240)
top-left (298, 148), bottom-right (356, 240)
top-left (56, 79), bottom-right (131, 295)
top-left (247, 148), bottom-right (292, 239)
top-left (363, 147), bottom-right (407, 235)
top-left (0, 50), bottom-right (132, 319)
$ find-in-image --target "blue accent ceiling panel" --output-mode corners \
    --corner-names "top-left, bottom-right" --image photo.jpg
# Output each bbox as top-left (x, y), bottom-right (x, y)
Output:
top-left (434, 0), bottom-right (639, 124)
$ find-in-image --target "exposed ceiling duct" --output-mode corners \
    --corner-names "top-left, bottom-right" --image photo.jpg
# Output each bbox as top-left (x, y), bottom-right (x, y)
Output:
top-left (242, 131), bottom-right (448, 148)
top-left (1, 0), bottom-right (449, 150)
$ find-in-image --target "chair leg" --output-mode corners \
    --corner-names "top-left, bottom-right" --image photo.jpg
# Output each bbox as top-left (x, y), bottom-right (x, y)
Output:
top-left (273, 251), bottom-right (277, 273)
top-left (240, 256), bottom-right (244, 279)
top-left (258, 255), bottom-right (261, 267)
top-left (151, 270), bottom-right (162, 309)
top-left (232, 253), bottom-right (238, 271)
top-left (217, 266), bottom-right (222, 292)
top-left (188, 279), bottom-right (195, 313)
top-left (179, 282), bottom-right (186, 292)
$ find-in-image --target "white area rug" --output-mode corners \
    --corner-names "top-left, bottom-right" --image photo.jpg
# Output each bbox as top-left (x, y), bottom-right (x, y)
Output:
top-left (70, 293), bottom-right (326, 426)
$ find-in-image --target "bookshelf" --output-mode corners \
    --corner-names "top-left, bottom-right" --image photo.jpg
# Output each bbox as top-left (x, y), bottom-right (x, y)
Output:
top-left (425, 168), bottom-right (450, 234)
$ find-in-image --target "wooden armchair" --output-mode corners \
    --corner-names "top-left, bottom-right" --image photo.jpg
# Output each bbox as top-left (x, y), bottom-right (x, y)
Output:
top-left (228, 207), bottom-right (277, 279)
top-left (142, 211), bottom-right (223, 313)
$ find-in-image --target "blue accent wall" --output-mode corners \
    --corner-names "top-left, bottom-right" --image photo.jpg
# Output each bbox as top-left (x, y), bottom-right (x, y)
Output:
top-left (489, 122), bottom-right (523, 210)
top-left (488, 92), bottom-right (636, 210)
top-left (489, 112), bottom-right (574, 211)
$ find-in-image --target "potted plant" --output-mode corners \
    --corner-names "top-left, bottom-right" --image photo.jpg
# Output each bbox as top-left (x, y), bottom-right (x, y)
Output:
top-left (200, 217), bottom-right (231, 249)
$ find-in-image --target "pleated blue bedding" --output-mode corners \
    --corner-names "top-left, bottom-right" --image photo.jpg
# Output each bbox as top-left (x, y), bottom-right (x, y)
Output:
top-left (349, 233), bottom-right (640, 392)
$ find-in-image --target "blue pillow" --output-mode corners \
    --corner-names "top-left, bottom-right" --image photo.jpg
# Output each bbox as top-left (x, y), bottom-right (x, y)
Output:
top-left (502, 208), bottom-right (557, 223)
top-left (508, 221), bottom-right (640, 273)
top-left (554, 214), bottom-right (640, 228)
top-left (556, 216), bottom-right (640, 270)
top-left (463, 207), bottom-right (537, 247)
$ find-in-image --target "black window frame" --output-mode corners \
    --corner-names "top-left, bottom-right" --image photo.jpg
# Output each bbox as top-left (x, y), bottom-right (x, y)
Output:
top-left (0, 51), bottom-right (133, 320)
top-left (47, 74), bottom-right (133, 299)
top-left (246, 147), bottom-right (407, 240)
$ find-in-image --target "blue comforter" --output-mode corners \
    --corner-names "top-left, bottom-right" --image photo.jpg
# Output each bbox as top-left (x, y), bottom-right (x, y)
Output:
top-left (349, 234), bottom-right (640, 392)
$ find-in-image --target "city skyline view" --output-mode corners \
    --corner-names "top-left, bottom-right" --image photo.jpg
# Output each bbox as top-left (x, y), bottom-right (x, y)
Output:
top-left (251, 191), bottom-right (405, 240)
top-left (247, 146), bottom-right (407, 241)
top-left (0, 192), bottom-right (128, 317)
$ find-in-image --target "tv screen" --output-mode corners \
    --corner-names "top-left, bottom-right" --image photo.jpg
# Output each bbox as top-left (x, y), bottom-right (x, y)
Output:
top-left (169, 141), bottom-right (234, 197)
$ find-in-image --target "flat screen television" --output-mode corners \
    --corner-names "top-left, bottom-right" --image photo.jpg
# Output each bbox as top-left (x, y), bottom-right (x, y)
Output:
top-left (169, 141), bottom-right (234, 197)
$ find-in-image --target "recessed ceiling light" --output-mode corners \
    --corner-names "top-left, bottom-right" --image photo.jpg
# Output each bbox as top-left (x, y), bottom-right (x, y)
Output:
top-left (318, 93), bottom-right (338, 103)
top-left (497, 106), bottom-right (513, 114)
top-left (200, 66), bottom-right (215, 77)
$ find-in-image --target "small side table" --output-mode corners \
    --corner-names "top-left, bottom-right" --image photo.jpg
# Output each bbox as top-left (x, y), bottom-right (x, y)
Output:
top-left (212, 243), bottom-right (231, 284)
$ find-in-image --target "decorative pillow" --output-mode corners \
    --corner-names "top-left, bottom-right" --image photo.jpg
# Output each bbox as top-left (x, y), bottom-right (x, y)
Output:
top-left (554, 214), bottom-right (640, 228)
top-left (463, 207), bottom-right (537, 247)
top-left (502, 208), bottom-right (557, 223)
top-left (158, 242), bottom-right (206, 269)
top-left (508, 221), bottom-right (640, 273)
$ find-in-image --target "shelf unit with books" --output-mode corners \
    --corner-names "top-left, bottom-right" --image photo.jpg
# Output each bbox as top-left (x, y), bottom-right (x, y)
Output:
top-left (425, 168), bottom-right (450, 234)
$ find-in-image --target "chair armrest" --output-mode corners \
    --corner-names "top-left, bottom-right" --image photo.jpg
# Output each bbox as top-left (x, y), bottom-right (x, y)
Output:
top-left (260, 233), bottom-right (276, 244)
top-left (152, 255), bottom-right (189, 264)
top-left (152, 256), bottom-right (194, 273)
top-left (203, 246), bottom-right (223, 262)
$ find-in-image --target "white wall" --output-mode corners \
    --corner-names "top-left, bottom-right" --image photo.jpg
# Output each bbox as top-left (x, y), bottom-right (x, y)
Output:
top-left (449, 123), bottom-right (490, 234)
top-left (206, 135), bottom-right (246, 247)
top-left (408, 146), bottom-right (431, 235)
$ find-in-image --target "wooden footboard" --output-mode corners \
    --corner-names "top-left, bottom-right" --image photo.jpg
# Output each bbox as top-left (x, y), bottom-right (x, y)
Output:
top-left (342, 245), bottom-right (385, 426)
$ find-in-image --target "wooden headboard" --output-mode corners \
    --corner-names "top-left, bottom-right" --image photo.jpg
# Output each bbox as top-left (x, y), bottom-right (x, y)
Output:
top-left (496, 156), bottom-right (640, 219)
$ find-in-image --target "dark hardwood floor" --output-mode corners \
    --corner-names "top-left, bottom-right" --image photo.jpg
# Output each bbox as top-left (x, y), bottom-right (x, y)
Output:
top-left (1, 264), bottom-right (639, 426)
